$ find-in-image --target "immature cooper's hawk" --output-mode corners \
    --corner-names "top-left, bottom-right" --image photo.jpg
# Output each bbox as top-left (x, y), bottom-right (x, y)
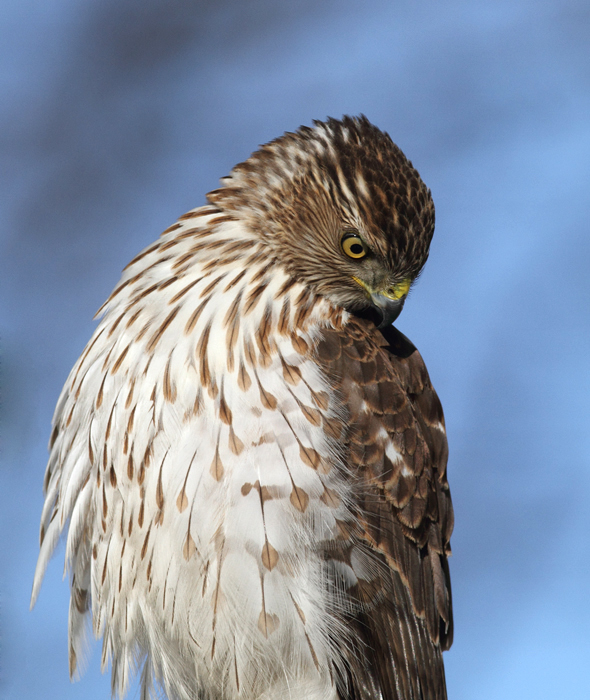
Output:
top-left (32, 116), bottom-right (453, 700)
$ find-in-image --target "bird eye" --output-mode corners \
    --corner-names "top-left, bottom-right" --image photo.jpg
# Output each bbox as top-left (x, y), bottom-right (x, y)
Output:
top-left (341, 232), bottom-right (367, 259)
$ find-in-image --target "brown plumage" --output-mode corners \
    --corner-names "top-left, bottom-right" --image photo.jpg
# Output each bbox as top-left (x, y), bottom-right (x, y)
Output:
top-left (318, 318), bottom-right (452, 699)
top-left (32, 116), bottom-right (452, 700)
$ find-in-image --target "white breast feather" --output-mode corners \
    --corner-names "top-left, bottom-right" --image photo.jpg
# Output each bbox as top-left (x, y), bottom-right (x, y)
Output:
top-left (32, 208), bottom-right (355, 700)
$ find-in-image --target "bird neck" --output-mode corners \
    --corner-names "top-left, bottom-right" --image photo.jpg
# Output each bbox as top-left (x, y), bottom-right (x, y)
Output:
top-left (97, 206), bottom-right (346, 400)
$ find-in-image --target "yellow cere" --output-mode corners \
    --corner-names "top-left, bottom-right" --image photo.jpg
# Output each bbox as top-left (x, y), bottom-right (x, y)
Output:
top-left (382, 278), bottom-right (411, 300)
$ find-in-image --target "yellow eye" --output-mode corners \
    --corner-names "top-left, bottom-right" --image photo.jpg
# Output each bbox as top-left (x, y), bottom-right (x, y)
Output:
top-left (341, 232), bottom-right (367, 259)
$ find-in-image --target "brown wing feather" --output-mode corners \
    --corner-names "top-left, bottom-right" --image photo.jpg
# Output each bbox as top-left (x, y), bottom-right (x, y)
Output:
top-left (317, 316), bottom-right (453, 700)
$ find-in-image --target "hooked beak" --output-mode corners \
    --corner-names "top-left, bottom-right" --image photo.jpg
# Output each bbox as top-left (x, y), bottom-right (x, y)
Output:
top-left (352, 277), bottom-right (411, 329)
top-left (370, 291), bottom-right (407, 329)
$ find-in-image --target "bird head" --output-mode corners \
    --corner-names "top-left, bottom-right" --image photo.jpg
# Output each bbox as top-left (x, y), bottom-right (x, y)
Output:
top-left (207, 115), bottom-right (435, 329)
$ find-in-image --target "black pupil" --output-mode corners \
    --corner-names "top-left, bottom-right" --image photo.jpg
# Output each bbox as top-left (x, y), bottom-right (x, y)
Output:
top-left (350, 243), bottom-right (363, 255)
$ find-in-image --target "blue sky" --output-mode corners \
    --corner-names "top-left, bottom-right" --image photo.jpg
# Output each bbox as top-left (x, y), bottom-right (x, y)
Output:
top-left (2, 1), bottom-right (590, 698)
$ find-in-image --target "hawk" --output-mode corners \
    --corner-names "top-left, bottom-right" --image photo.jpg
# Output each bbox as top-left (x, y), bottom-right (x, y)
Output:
top-left (32, 116), bottom-right (453, 700)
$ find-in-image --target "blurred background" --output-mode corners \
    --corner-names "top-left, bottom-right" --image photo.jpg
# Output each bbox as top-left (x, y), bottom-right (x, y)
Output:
top-left (1, 1), bottom-right (589, 698)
